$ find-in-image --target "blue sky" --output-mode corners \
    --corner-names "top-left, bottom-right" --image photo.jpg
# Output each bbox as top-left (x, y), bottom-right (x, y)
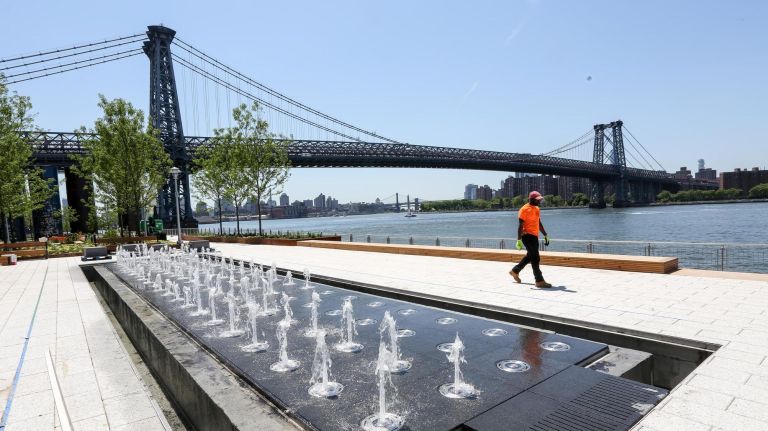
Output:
top-left (3, 0), bottom-right (766, 204)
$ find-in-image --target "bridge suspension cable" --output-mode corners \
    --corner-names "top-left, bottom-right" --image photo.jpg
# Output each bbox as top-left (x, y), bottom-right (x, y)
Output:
top-left (172, 54), bottom-right (364, 142)
top-left (541, 129), bottom-right (595, 160)
top-left (622, 126), bottom-right (666, 172)
top-left (1, 33), bottom-right (147, 85)
top-left (0, 33), bottom-right (145, 64)
top-left (173, 37), bottom-right (405, 144)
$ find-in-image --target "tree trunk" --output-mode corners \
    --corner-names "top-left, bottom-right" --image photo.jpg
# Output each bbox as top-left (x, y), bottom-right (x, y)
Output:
top-left (235, 203), bottom-right (240, 236)
top-left (2, 212), bottom-right (10, 244)
top-left (217, 196), bottom-right (223, 235)
top-left (256, 198), bottom-right (263, 236)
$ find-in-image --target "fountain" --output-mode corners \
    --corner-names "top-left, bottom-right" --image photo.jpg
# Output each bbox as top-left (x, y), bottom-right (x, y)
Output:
top-left (302, 268), bottom-right (312, 289)
top-left (206, 287), bottom-right (225, 326)
top-left (241, 276), bottom-right (250, 304)
top-left (181, 284), bottom-right (194, 309)
top-left (220, 295), bottom-right (245, 337)
top-left (153, 274), bottom-right (163, 291)
top-left (334, 298), bottom-right (364, 353)
top-left (259, 279), bottom-right (277, 316)
top-left (304, 290), bottom-right (322, 338)
top-left (281, 292), bottom-right (296, 323)
top-left (190, 279), bottom-right (209, 317)
top-left (283, 271), bottom-right (294, 286)
top-left (270, 316), bottom-right (301, 372)
top-left (308, 329), bottom-right (344, 398)
top-left (380, 311), bottom-right (411, 373)
top-left (438, 333), bottom-right (478, 399)
top-left (242, 302), bottom-right (269, 352)
top-left (361, 341), bottom-right (404, 431)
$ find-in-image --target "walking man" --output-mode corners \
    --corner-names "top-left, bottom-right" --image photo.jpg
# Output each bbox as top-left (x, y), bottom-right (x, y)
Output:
top-left (510, 191), bottom-right (553, 288)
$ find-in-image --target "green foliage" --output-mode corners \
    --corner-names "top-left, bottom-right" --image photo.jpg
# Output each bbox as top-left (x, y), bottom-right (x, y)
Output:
top-left (0, 76), bottom-right (55, 242)
top-left (196, 102), bottom-right (291, 235)
top-left (53, 205), bottom-right (79, 233)
top-left (657, 188), bottom-right (744, 202)
top-left (748, 183), bottom-right (768, 199)
top-left (421, 193), bottom-right (591, 212)
top-left (195, 201), bottom-right (209, 216)
top-left (73, 95), bottom-right (171, 235)
top-left (569, 193), bottom-right (590, 206)
top-left (102, 228), bottom-right (119, 239)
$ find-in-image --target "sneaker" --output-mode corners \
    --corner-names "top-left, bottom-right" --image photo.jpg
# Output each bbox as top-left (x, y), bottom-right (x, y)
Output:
top-left (535, 281), bottom-right (553, 288)
top-left (509, 270), bottom-right (521, 283)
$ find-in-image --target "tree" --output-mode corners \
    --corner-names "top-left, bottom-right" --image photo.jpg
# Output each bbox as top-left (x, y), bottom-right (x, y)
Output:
top-left (656, 190), bottom-right (672, 203)
top-left (53, 206), bottom-right (79, 233)
top-left (570, 192), bottom-right (590, 206)
top-left (195, 201), bottom-right (209, 217)
top-left (74, 95), bottom-right (171, 235)
top-left (0, 76), bottom-right (55, 243)
top-left (748, 183), bottom-right (768, 199)
top-left (192, 142), bottom-right (229, 234)
top-left (229, 102), bottom-right (290, 236)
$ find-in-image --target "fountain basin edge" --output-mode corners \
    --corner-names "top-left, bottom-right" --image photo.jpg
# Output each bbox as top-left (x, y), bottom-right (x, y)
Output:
top-left (81, 263), bottom-right (302, 431)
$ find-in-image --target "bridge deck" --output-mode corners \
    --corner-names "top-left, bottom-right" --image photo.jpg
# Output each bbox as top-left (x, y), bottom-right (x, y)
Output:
top-left (299, 240), bottom-right (679, 274)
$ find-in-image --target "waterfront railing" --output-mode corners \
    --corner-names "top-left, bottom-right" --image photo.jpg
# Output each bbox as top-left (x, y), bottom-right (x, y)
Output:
top-left (342, 234), bottom-right (768, 274)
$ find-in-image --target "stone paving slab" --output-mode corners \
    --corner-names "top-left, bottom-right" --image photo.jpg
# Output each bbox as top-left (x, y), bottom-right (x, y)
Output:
top-left (214, 242), bottom-right (768, 431)
top-left (0, 258), bottom-right (171, 430)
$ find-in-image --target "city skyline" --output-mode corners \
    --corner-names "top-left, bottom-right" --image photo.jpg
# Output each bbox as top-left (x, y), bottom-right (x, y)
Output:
top-left (2, 1), bottom-right (766, 203)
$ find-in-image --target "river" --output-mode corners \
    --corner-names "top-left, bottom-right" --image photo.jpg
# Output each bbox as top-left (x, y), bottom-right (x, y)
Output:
top-left (201, 202), bottom-right (768, 244)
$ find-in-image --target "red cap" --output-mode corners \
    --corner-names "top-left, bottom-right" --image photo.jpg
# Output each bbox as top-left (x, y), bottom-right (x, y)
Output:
top-left (529, 191), bottom-right (543, 200)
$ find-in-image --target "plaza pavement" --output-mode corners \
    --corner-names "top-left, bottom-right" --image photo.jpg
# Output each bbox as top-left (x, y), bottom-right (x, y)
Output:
top-left (213, 242), bottom-right (768, 431)
top-left (0, 257), bottom-right (172, 431)
top-left (1, 246), bottom-right (766, 430)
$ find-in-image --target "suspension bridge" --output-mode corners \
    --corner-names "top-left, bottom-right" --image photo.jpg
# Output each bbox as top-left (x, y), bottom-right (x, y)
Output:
top-left (2, 25), bottom-right (706, 239)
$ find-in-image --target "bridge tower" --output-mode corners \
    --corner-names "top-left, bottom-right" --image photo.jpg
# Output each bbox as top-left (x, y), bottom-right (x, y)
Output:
top-left (143, 25), bottom-right (196, 228)
top-left (589, 120), bottom-right (630, 208)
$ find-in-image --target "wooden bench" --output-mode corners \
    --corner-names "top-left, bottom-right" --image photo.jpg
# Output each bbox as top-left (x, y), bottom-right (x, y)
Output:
top-left (298, 240), bottom-right (679, 274)
top-left (0, 241), bottom-right (48, 262)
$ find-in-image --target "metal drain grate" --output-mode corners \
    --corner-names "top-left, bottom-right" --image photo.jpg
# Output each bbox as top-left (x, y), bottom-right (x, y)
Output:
top-left (569, 377), bottom-right (664, 420)
top-left (529, 404), bottom-right (621, 431)
top-left (526, 375), bottom-right (666, 430)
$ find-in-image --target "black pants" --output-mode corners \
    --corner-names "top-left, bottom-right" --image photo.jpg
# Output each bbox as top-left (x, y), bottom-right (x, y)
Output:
top-left (513, 234), bottom-right (543, 282)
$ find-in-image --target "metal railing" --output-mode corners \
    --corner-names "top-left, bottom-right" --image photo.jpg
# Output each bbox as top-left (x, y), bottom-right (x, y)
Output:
top-left (161, 227), bottom-right (328, 237)
top-left (342, 234), bottom-right (768, 274)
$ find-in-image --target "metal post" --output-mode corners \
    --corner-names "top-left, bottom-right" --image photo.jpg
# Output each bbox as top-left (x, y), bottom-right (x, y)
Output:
top-left (170, 167), bottom-right (182, 246)
top-left (720, 245), bottom-right (726, 271)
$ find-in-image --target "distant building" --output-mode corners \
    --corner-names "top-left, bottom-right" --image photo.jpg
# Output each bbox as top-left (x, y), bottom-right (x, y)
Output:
top-left (673, 167), bottom-right (693, 180)
top-left (303, 199), bottom-right (314, 208)
top-left (557, 176), bottom-right (591, 201)
top-left (721, 167), bottom-right (768, 194)
top-left (279, 193), bottom-right (289, 206)
top-left (694, 160), bottom-right (717, 182)
top-left (464, 184), bottom-right (478, 200)
top-left (477, 185), bottom-right (493, 200)
top-left (314, 193), bottom-right (326, 209)
top-left (325, 196), bottom-right (339, 210)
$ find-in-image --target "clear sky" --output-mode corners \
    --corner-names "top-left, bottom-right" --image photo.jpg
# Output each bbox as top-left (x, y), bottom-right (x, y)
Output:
top-left (3, 0), bottom-right (766, 204)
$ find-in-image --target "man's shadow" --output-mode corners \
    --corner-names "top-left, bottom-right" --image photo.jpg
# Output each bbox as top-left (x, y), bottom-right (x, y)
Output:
top-left (518, 282), bottom-right (577, 293)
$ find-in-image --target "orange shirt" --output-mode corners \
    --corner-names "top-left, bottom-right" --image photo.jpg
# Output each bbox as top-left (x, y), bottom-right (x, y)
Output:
top-left (518, 203), bottom-right (540, 236)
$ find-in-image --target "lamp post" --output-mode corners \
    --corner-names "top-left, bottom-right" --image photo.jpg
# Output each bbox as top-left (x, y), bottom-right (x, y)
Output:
top-left (170, 167), bottom-right (183, 246)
